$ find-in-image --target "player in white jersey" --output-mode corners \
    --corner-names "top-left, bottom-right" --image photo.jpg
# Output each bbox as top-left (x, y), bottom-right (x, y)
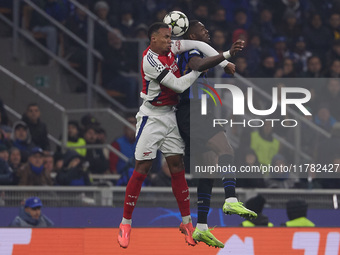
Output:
top-left (118, 22), bottom-right (234, 249)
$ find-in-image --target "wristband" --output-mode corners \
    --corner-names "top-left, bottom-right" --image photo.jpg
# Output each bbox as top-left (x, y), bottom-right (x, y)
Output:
top-left (223, 50), bottom-right (231, 59)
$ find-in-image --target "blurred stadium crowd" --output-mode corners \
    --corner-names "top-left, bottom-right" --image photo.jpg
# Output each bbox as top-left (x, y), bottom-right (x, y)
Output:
top-left (1, 0), bottom-right (340, 189)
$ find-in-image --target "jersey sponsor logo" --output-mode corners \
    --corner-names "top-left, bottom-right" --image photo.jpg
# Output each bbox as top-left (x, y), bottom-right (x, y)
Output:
top-left (175, 40), bottom-right (181, 51)
top-left (143, 151), bottom-right (152, 157)
top-left (126, 202), bottom-right (135, 206)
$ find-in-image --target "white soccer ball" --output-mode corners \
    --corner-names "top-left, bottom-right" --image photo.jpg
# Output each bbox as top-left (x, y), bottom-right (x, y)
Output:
top-left (163, 11), bottom-right (189, 37)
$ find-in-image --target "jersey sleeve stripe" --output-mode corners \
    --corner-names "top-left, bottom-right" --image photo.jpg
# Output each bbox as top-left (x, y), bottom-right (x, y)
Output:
top-left (147, 53), bottom-right (158, 67)
top-left (156, 69), bottom-right (169, 83)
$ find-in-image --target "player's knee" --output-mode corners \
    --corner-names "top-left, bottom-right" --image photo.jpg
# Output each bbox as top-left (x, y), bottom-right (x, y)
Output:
top-left (135, 160), bottom-right (153, 175)
top-left (167, 160), bottom-right (184, 173)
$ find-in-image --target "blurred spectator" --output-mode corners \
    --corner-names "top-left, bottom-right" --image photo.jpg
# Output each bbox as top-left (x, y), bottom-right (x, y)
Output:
top-left (118, 9), bottom-right (137, 38)
top-left (318, 79), bottom-right (340, 121)
top-left (271, 36), bottom-right (290, 64)
top-left (16, 147), bottom-right (53, 186)
top-left (134, 24), bottom-right (148, 39)
top-left (232, 28), bottom-right (248, 45)
top-left (325, 59), bottom-right (340, 78)
top-left (279, 10), bottom-right (302, 48)
top-left (192, 3), bottom-right (210, 29)
top-left (9, 197), bottom-right (54, 227)
top-left (150, 156), bottom-right (171, 187)
top-left (8, 147), bottom-right (22, 184)
top-left (9, 147), bottom-right (22, 173)
top-left (10, 121), bottom-right (34, 163)
top-left (239, 121), bottom-right (281, 166)
top-left (66, 120), bottom-right (86, 157)
top-left (154, 8), bottom-right (168, 23)
top-left (99, 29), bottom-right (139, 108)
top-left (269, 0), bottom-right (310, 25)
top-left (211, 29), bottom-right (228, 53)
top-left (109, 115), bottom-right (136, 174)
top-left (316, 122), bottom-right (340, 165)
top-left (80, 114), bottom-right (100, 131)
top-left (286, 108), bottom-right (318, 161)
top-left (54, 152), bottom-right (64, 172)
top-left (93, 1), bottom-right (116, 49)
top-left (96, 127), bottom-right (109, 159)
top-left (84, 126), bottom-right (109, 174)
top-left (220, 0), bottom-right (250, 24)
top-left (22, 103), bottom-right (50, 151)
top-left (64, 3), bottom-right (89, 76)
top-left (314, 103), bottom-right (336, 132)
top-left (328, 12), bottom-right (340, 41)
top-left (43, 153), bottom-right (55, 177)
top-left (236, 148), bottom-right (265, 188)
top-left (318, 154), bottom-right (340, 189)
top-left (28, 0), bottom-right (68, 54)
top-left (210, 7), bottom-right (229, 31)
top-left (0, 98), bottom-right (9, 127)
top-left (0, 144), bottom-right (13, 185)
top-left (56, 150), bottom-right (91, 185)
top-left (234, 56), bottom-right (249, 77)
top-left (325, 40), bottom-right (340, 69)
top-left (232, 8), bottom-right (249, 31)
top-left (0, 111), bottom-right (11, 139)
top-left (246, 34), bottom-right (262, 74)
top-left (302, 56), bottom-right (323, 77)
top-left (303, 13), bottom-right (332, 57)
top-left (0, 126), bottom-right (11, 149)
top-left (257, 8), bottom-right (276, 48)
top-left (241, 195), bottom-right (273, 227)
top-left (266, 153), bottom-right (298, 189)
top-left (281, 58), bottom-right (297, 77)
top-left (283, 199), bottom-right (315, 227)
top-left (288, 36), bottom-right (312, 72)
top-left (253, 55), bottom-right (276, 78)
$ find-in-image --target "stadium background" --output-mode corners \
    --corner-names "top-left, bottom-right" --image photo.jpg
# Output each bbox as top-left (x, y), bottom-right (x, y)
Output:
top-left (0, 0), bottom-right (340, 254)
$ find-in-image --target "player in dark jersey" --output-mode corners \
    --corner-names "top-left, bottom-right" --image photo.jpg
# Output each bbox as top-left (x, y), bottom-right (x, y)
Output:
top-left (176, 20), bottom-right (257, 248)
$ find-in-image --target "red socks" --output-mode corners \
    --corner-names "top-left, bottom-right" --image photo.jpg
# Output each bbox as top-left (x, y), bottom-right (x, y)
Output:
top-left (123, 170), bottom-right (190, 219)
top-left (123, 171), bottom-right (147, 220)
top-left (171, 170), bottom-right (190, 217)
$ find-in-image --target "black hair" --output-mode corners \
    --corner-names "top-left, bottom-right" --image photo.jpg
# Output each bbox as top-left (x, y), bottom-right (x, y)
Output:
top-left (286, 199), bottom-right (308, 220)
top-left (183, 20), bottom-right (200, 39)
top-left (148, 22), bottom-right (169, 41)
top-left (26, 102), bottom-right (39, 110)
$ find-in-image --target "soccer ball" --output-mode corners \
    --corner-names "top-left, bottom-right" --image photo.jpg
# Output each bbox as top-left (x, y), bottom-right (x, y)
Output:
top-left (163, 11), bottom-right (189, 37)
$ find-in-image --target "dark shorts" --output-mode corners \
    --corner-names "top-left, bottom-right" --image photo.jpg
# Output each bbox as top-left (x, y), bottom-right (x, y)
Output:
top-left (176, 99), bottom-right (224, 155)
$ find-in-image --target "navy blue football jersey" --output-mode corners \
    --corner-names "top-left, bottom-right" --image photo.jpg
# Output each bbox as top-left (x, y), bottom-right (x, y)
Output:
top-left (177, 49), bottom-right (209, 102)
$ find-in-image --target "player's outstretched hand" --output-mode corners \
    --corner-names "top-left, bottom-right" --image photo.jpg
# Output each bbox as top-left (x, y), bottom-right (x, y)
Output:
top-left (224, 63), bottom-right (235, 75)
top-left (230, 39), bottom-right (245, 56)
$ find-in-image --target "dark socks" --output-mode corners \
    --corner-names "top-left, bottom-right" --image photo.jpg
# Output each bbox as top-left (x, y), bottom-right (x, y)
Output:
top-left (197, 178), bottom-right (214, 224)
top-left (219, 154), bottom-right (236, 199)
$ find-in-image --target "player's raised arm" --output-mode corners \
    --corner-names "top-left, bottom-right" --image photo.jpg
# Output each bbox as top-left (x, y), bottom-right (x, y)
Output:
top-left (143, 57), bottom-right (201, 93)
top-left (171, 39), bottom-right (231, 68)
